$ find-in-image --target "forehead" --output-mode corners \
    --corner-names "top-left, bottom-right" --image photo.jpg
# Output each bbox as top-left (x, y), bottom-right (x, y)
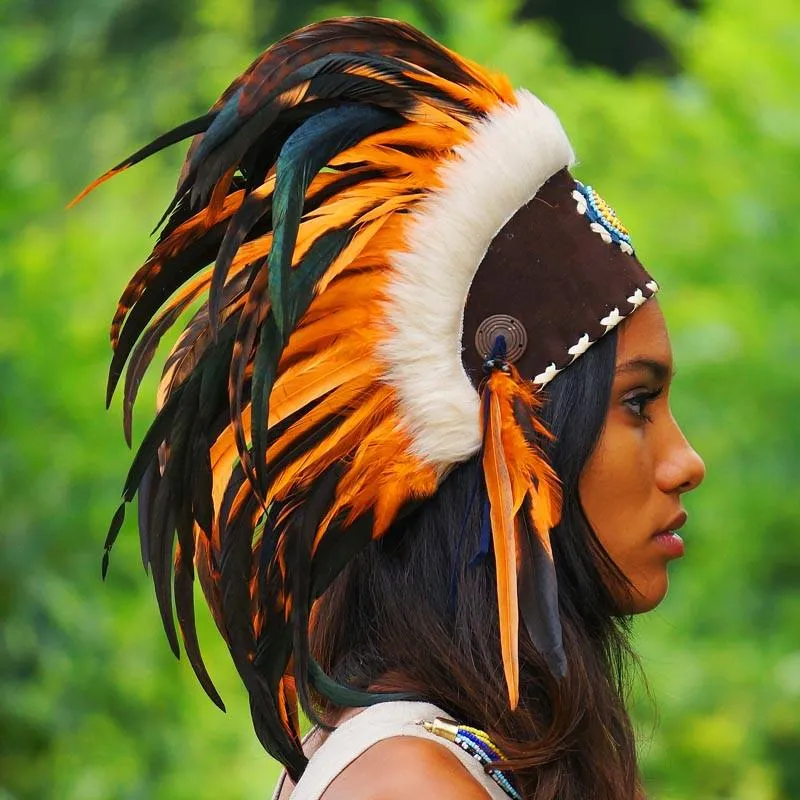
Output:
top-left (616, 299), bottom-right (672, 367)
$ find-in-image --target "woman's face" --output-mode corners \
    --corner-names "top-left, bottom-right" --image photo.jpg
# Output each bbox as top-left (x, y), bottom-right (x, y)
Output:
top-left (579, 300), bottom-right (705, 613)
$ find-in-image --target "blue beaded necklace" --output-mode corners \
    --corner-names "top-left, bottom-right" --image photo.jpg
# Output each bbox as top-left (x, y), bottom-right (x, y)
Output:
top-left (420, 717), bottom-right (523, 800)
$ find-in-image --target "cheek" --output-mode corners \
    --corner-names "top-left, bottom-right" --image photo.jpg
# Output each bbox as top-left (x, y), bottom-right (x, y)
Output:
top-left (579, 421), bottom-right (668, 612)
top-left (579, 422), bottom-right (652, 546)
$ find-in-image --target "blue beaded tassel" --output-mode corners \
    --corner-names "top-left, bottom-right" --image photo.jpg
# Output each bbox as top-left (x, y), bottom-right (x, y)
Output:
top-left (420, 717), bottom-right (523, 800)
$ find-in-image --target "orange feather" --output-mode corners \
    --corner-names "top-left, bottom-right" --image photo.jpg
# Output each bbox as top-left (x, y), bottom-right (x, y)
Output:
top-left (482, 382), bottom-right (520, 709)
top-left (268, 352), bottom-right (377, 427)
top-left (270, 385), bottom-right (395, 512)
top-left (67, 164), bottom-right (129, 208)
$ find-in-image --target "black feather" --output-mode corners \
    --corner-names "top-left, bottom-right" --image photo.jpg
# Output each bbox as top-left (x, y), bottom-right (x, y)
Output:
top-left (137, 460), bottom-right (158, 572)
top-left (518, 493), bottom-right (566, 680)
top-left (291, 466), bottom-right (341, 717)
top-left (218, 488), bottom-right (305, 775)
top-left (185, 51), bottom-right (416, 202)
top-left (186, 88), bottom-right (245, 174)
top-left (118, 112), bottom-right (217, 174)
top-left (172, 398), bottom-right (226, 710)
top-left (209, 192), bottom-right (274, 338)
top-left (102, 503), bottom-right (126, 579)
top-left (156, 173), bottom-right (247, 247)
top-left (309, 509), bottom-right (375, 601)
top-left (251, 228), bottom-right (353, 496)
top-left (147, 380), bottom-right (199, 658)
top-left (121, 383), bottom-right (186, 502)
top-left (71, 112), bottom-right (217, 209)
top-left (108, 230), bottom-right (225, 406)
top-left (189, 348), bottom-right (230, 535)
top-left (228, 266), bottom-right (270, 497)
top-left (174, 551), bottom-right (226, 711)
top-left (249, 314), bottom-right (280, 498)
top-left (122, 283), bottom-right (205, 446)
top-left (159, 269), bottom-right (252, 402)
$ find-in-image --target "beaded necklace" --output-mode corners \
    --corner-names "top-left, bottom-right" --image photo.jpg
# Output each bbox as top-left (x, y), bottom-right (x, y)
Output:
top-left (420, 717), bottom-right (523, 800)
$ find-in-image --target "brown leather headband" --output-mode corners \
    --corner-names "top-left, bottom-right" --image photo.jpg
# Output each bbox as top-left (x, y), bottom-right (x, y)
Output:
top-left (462, 169), bottom-right (657, 387)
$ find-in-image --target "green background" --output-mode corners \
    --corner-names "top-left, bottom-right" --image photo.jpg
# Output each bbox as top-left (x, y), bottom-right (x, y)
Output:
top-left (2, 0), bottom-right (799, 797)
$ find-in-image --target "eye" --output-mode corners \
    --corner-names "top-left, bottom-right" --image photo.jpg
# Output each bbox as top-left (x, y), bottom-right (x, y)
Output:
top-left (623, 388), bottom-right (663, 422)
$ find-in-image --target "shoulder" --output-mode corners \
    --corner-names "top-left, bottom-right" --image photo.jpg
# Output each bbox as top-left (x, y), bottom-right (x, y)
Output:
top-left (320, 735), bottom-right (490, 800)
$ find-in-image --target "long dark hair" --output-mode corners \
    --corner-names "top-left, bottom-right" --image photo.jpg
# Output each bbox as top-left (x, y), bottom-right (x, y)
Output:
top-left (310, 328), bottom-right (643, 799)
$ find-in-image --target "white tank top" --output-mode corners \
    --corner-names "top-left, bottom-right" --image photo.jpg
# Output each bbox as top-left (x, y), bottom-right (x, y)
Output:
top-left (270, 701), bottom-right (511, 799)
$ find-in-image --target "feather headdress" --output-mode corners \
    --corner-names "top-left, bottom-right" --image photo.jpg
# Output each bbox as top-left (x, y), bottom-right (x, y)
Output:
top-left (75, 17), bottom-right (658, 777)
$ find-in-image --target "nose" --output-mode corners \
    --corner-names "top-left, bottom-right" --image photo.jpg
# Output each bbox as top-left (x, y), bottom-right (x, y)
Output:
top-left (655, 416), bottom-right (706, 495)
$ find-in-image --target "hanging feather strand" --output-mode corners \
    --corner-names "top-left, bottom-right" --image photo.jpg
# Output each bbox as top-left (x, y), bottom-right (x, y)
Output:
top-left (480, 348), bottom-right (564, 704)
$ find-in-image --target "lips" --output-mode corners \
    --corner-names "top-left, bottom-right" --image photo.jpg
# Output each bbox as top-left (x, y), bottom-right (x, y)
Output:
top-left (655, 510), bottom-right (687, 539)
top-left (653, 510), bottom-right (688, 558)
top-left (653, 531), bottom-right (685, 558)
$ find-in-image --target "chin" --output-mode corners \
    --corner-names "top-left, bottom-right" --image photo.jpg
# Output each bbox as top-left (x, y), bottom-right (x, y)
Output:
top-left (628, 569), bottom-right (670, 614)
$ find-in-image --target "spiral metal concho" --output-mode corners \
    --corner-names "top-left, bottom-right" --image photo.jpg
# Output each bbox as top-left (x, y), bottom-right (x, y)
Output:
top-left (474, 314), bottom-right (528, 363)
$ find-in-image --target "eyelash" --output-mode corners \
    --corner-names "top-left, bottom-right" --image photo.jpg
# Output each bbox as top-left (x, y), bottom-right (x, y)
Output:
top-left (623, 388), bottom-right (663, 422)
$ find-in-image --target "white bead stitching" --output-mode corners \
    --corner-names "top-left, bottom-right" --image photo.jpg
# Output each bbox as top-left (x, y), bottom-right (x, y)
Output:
top-left (533, 362), bottom-right (561, 385)
top-left (567, 333), bottom-right (593, 361)
top-left (600, 307), bottom-right (623, 331)
top-left (533, 281), bottom-right (660, 390)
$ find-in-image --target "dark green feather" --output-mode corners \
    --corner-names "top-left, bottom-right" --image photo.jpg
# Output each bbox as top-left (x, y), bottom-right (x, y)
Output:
top-left (251, 227), bottom-right (353, 496)
top-left (268, 104), bottom-right (401, 337)
top-left (307, 659), bottom-right (416, 709)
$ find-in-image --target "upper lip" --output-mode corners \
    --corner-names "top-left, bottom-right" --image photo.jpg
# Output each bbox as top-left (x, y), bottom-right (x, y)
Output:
top-left (656, 510), bottom-right (687, 536)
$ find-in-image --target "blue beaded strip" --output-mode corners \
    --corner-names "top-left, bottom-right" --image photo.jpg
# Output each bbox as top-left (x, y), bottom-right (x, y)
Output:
top-left (573, 181), bottom-right (634, 249)
top-left (452, 727), bottom-right (523, 800)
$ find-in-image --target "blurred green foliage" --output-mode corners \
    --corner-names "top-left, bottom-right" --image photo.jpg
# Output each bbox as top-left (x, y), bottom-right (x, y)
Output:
top-left (1, 0), bottom-right (798, 798)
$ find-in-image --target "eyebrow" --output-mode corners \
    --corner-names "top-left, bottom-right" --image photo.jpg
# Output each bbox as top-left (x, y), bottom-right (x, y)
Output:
top-left (615, 357), bottom-right (672, 382)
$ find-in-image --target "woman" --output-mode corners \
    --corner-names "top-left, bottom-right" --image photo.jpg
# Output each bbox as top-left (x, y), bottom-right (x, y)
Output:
top-left (82, 17), bottom-right (705, 800)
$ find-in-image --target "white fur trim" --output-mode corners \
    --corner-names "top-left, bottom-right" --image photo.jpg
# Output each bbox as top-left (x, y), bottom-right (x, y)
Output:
top-left (379, 90), bottom-right (574, 473)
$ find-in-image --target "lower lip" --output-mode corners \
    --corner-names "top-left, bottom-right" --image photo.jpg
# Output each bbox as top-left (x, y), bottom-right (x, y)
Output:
top-left (653, 531), bottom-right (685, 558)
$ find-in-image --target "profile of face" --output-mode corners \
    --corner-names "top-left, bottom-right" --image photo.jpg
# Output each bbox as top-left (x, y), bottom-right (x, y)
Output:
top-left (579, 300), bottom-right (706, 614)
